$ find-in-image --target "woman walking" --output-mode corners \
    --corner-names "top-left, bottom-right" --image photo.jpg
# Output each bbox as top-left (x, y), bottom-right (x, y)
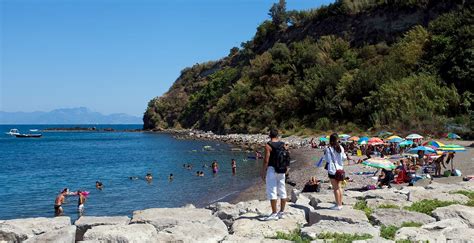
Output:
top-left (324, 133), bottom-right (347, 210)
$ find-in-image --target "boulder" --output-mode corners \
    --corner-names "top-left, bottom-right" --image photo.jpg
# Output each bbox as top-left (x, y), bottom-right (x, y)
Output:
top-left (231, 206), bottom-right (306, 239)
top-left (432, 204), bottom-right (474, 227)
top-left (361, 189), bottom-right (407, 201)
top-left (308, 205), bottom-right (368, 225)
top-left (421, 218), bottom-right (469, 231)
top-left (291, 189), bottom-right (300, 203)
top-left (308, 193), bottom-right (356, 209)
top-left (365, 198), bottom-right (411, 208)
top-left (130, 207), bottom-right (228, 242)
top-left (301, 220), bottom-right (379, 238)
top-left (25, 225), bottom-right (76, 243)
top-left (407, 187), bottom-right (469, 203)
top-left (213, 234), bottom-right (293, 243)
top-left (371, 208), bottom-right (435, 227)
top-left (207, 202), bottom-right (241, 227)
top-left (352, 238), bottom-right (394, 243)
top-left (0, 217), bottom-right (71, 242)
top-left (395, 227), bottom-right (446, 243)
top-left (83, 224), bottom-right (157, 243)
top-left (343, 190), bottom-right (364, 199)
top-left (441, 227), bottom-right (474, 242)
top-left (74, 216), bottom-right (130, 241)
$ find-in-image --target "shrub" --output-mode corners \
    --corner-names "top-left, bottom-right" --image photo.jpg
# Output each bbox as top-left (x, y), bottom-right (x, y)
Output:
top-left (354, 200), bottom-right (372, 218)
top-left (401, 221), bottom-right (423, 227)
top-left (404, 199), bottom-right (459, 215)
top-left (380, 225), bottom-right (399, 240)
top-left (317, 232), bottom-right (373, 242)
top-left (273, 229), bottom-right (312, 243)
top-left (451, 190), bottom-right (474, 207)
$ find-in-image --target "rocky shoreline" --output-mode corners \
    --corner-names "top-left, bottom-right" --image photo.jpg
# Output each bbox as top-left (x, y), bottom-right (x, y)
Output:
top-left (1, 182), bottom-right (473, 242)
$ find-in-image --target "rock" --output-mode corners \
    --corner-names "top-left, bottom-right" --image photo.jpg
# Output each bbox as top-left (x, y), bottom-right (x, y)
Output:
top-left (343, 190), bottom-right (364, 199)
top-left (213, 234), bottom-right (293, 243)
top-left (308, 205), bottom-right (368, 225)
top-left (301, 220), bottom-right (379, 238)
top-left (231, 204), bottom-right (307, 238)
top-left (371, 208), bottom-right (435, 227)
top-left (421, 218), bottom-right (469, 231)
top-left (395, 227), bottom-right (446, 243)
top-left (365, 198), bottom-right (412, 208)
top-left (25, 225), bottom-right (76, 243)
top-left (361, 189), bottom-right (407, 201)
top-left (130, 207), bottom-right (228, 242)
top-left (352, 237), bottom-right (394, 243)
top-left (441, 227), bottom-right (474, 242)
top-left (432, 204), bottom-right (474, 227)
top-left (74, 216), bottom-right (130, 241)
top-left (308, 193), bottom-right (356, 209)
top-left (291, 189), bottom-right (300, 203)
top-left (83, 224), bottom-right (158, 243)
top-left (208, 202), bottom-right (240, 227)
top-left (0, 217), bottom-right (71, 242)
top-left (407, 187), bottom-right (470, 203)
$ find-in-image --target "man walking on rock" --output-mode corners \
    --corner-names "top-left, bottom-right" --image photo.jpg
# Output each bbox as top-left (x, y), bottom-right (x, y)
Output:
top-left (261, 129), bottom-right (288, 221)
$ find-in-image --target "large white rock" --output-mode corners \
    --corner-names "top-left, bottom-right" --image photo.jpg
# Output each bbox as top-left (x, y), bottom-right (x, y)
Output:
top-left (301, 220), bottom-right (379, 238)
top-left (441, 227), bottom-right (474, 242)
top-left (74, 216), bottom-right (131, 241)
top-left (371, 208), bottom-right (435, 227)
top-left (0, 216), bottom-right (71, 242)
top-left (395, 227), bottom-right (446, 243)
top-left (361, 189), bottom-right (407, 201)
top-left (24, 225), bottom-right (76, 243)
top-left (207, 202), bottom-right (242, 227)
top-left (365, 198), bottom-right (412, 208)
top-left (432, 204), bottom-right (474, 227)
top-left (308, 205), bottom-right (368, 225)
top-left (130, 207), bottom-right (228, 242)
top-left (407, 187), bottom-right (469, 203)
top-left (308, 193), bottom-right (357, 209)
top-left (421, 218), bottom-right (469, 231)
top-left (82, 224), bottom-right (158, 243)
top-left (352, 238), bottom-right (394, 243)
top-left (231, 204), bottom-right (307, 239)
top-left (221, 234), bottom-right (293, 243)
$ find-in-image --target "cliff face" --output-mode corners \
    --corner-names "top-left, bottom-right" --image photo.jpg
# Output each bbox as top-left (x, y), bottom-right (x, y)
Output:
top-left (144, 0), bottom-right (472, 134)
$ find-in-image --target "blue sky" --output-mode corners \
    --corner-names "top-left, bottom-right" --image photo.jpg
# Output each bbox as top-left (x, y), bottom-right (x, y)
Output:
top-left (1, 0), bottom-right (333, 116)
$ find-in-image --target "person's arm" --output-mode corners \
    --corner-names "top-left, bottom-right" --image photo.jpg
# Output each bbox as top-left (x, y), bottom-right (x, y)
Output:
top-left (261, 144), bottom-right (271, 181)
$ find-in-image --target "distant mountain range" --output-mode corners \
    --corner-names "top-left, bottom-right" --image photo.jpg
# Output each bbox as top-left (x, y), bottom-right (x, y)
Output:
top-left (0, 107), bottom-right (142, 124)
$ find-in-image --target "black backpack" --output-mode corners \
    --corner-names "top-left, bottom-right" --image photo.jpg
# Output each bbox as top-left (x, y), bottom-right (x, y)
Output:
top-left (269, 142), bottom-right (291, 173)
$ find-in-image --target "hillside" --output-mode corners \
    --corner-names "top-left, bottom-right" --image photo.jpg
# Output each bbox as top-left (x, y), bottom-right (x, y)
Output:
top-left (144, 0), bottom-right (473, 135)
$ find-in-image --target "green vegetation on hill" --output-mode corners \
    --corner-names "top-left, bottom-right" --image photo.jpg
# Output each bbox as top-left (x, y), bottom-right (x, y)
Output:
top-left (144, 0), bottom-right (473, 135)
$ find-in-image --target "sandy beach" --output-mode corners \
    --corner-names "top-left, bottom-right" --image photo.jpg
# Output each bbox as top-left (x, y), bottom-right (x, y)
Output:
top-left (232, 139), bottom-right (474, 203)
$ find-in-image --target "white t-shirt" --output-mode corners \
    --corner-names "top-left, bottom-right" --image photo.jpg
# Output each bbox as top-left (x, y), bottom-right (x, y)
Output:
top-left (324, 146), bottom-right (346, 175)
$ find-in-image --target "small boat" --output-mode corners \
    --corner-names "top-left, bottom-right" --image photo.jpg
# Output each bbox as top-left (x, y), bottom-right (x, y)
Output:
top-left (16, 134), bottom-right (42, 138)
top-left (29, 129), bottom-right (39, 132)
top-left (5, 129), bottom-right (20, 136)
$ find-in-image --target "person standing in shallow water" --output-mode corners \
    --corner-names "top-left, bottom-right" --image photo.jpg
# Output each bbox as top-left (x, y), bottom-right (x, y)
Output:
top-left (77, 190), bottom-right (86, 217)
top-left (231, 159), bottom-right (237, 175)
top-left (261, 129), bottom-right (287, 221)
top-left (324, 133), bottom-right (346, 210)
top-left (54, 188), bottom-right (68, 216)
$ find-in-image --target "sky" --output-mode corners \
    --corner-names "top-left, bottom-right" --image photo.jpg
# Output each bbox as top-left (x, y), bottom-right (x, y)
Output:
top-left (1, 0), bottom-right (334, 117)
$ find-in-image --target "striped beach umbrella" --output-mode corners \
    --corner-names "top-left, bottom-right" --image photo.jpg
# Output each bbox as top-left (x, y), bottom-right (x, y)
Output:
top-left (407, 146), bottom-right (436, 154)
top-left (406, 133), bottom-right (423, 140)
top-left (362, 158), bottom-right (396, 170)
top-left (422, 140), bottom-right (445, 148)
top-left (339, 134), bottom-right (351, 140)
top-left (438, 144), bottom-right (466, 152)
top-left (386, 135), bottom-right (402, 141)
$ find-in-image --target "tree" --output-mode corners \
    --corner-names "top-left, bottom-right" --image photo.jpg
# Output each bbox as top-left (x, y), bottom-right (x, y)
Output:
top-left (269, 0), bottom-right (288, 30)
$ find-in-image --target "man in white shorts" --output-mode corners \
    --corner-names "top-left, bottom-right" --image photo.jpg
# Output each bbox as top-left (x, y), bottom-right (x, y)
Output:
top-left (261, 129), bottom-right (287, 221)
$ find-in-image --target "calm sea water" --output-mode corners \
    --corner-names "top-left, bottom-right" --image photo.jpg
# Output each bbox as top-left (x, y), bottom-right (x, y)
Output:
top-left (0, 125), bottom-right (260, 221)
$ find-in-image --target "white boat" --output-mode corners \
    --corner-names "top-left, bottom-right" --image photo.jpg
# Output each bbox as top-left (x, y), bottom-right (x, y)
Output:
top-left (5, 129), bottom-right (20, 136)
top-left (29, 129), bottom-right (39, 132)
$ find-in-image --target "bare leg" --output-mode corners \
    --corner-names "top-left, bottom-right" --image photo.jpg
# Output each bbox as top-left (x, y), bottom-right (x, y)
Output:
top-left (270, 199), bottom-right (277, 214)
top-left (337, 181), bottom-right (343, 206)
top-left (280, 198), bottom-right (286, 212)
top-left (330, 179), bottom-right (341, 206)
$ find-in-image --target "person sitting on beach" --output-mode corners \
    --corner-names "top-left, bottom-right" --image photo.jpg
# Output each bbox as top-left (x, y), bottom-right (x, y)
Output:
top-left (77, 190), bottom-right (86, 217)
top-left (377, 168), bottom-right (393, 188)
top-left (54, 188), bottom-right (68, 216)
top-left (302, 177), bottom-right (320, 193)
top-left (231, 159), bottom-right (237, 175)
top-left (95, 181), bottom-right (103, 190)
top-left (145, 173), bottom-right (153, 181)
top-left (211, 161), bottom-right (219, 174)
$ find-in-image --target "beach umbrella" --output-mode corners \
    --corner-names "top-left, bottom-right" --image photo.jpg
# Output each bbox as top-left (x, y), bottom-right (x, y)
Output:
top-left (406, 133), bottom-right (423, 140)
top-left (402, 153), bottom-right (418, 158)
top-left (349, 136), bottom-right (359, 141)
top-left (368, 137), bottom-right (384, 145)
top-left (447, 133), bottom-right (461, 139)
top-left (386, 135), bottom-right (402, 141)
top-left (438, 144), bottom-right (466, 152)
top-left (422, 140), bottom-right (445, 148)
top-left (362, 158), bottom-right (396, 170)
top-left (377, 131), bottom-right (393, 138)
top-left (358, 136), bottom-right (369, 144)
top-left (319, 137), bottom-right (328, 142)
top-left (407, 146), bottom-right (436, 154)
top-left (339, 134), bottom-right (351, 140)
top-left (388, 137), bottom-right (403, 143)
top-left (399, 140), bottom-right (413, 147)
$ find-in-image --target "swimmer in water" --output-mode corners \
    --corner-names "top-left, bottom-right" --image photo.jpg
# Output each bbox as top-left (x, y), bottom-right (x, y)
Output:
top-left (95, 181), bottom-right (103, 190)
top-left (231, 159), bottom-right (237, 175)
top-left (169, 173), bottom-right (174, 181)
top-left (54, 188), bottom-right (68, 216)
top-left (129, 176), bottom-right (139, 180)
top-left (145, 173), bottom-right (153, 181)
top-left (211, 161), bottom-right (219, 174)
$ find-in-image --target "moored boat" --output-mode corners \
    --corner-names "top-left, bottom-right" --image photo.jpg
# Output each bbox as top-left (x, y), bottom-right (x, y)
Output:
top-left (5, 129), bottom-right (20, 136)
top-left (15, 134), bottom-right (42, 138)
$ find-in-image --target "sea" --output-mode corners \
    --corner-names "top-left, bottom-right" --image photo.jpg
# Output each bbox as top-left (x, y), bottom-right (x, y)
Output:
top-left (0, 125), bottom-right (261, 221)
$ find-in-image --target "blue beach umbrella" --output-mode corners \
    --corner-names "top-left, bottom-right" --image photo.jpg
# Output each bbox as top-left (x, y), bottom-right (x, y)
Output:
top-left (399, 140), bottom-right (413, 147)
top-left (388, 137), bottom-right (403, 143)
top-left (407, 146), bottom-right (436, 154)
top-left (358, 136), bottom-right (369, 144)
top-left (319, 137), bottom-right (329, 142)
top-left (447, 133), bottom-right (461, 139)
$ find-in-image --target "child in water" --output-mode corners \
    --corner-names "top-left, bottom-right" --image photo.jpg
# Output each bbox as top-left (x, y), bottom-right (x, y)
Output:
top-left (211, 161), bottom-right (219, 174)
